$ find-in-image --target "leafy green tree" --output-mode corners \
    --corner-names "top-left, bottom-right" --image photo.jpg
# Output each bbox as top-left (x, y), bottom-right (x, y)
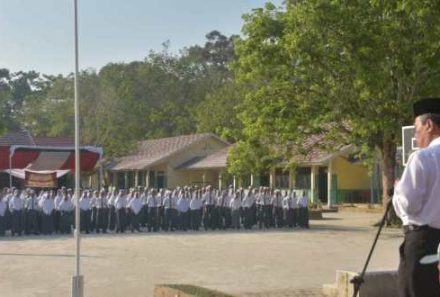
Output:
top-left (233, 1), bottom-right (440, 205)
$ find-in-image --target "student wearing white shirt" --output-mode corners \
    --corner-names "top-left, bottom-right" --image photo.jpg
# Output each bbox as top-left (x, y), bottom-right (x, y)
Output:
top-left (59, 193), bottom-right (74, 234)
top-left (189, 190), bottom-right (203, 231)
top-left (95, 189), bottom-right (108, 233)
top-left (163, 191), bottom-right (174, 231)
top-left (39, 192), bottom-right (55, 235)
top-left (9, 189), bottom-right (24, 236)
top-left (272, 190), bottom-right (284, 228)
top-left (230, 192), bottom-right (241, 229)
top-left (0, 195), bottom-right (6, 236)
top-left (25, 190), bottom-right (39, 235)
top-left (128, 191), bottom-right (143, 233)
top-left (393, 98), bottom-right (440, 297)
top-left (53, 189), bottom-right (64, 234)
top-left (114, 190), bottom-right (127, 233)
top-left (242, 189), bottom-right (255, 229)
top-left (147, 189), bottom-right (158, 232)
top-left (107, 189), bottom-right (117, 232)
top-left (177, 191), bottom-right (190, 231)
top-left (298, 191), bottom-right (309, 228)
top-left (79, 190), bottom-right (92, 234)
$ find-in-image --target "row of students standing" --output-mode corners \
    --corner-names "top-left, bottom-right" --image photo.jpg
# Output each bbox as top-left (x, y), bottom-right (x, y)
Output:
top-left (0, 186), bottom-right (309, 236)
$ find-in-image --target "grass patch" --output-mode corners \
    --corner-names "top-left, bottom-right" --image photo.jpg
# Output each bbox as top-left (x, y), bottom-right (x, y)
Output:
top-left (163, 284), bottom-right (235, 297)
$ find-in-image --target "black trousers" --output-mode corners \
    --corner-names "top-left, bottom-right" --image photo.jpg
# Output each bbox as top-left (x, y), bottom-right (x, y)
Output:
top-left (25, 209), bottom-right (39, 234)
top-left (398, 226), bottom-right (440, 297)
top-left (60, 211), bottom-right (73, 234)
top-left (0, 215), bottom-right (5, 236)
top-left (11, 210), bottom-right (23, 235)
top-left (108, 206), bottom-right (116, 231)
top-left (115, 208), bottom-right (126, 233)
top-left (148, 207), bottom-right (157, 231)
top-left (96, 208), bottom-right (108, 233)
top-left (41, 213), bottom-right (54, 235)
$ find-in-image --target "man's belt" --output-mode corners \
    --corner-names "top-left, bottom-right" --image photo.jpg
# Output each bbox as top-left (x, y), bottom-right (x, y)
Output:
top-left (403, 224), bottom-right (440, 234)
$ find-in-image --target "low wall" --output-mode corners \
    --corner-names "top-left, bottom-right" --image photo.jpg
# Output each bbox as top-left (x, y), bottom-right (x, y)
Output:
top-left (154, 285), bottom-right (234, 297)
top-left (323, 270), bottom-right (398, 297)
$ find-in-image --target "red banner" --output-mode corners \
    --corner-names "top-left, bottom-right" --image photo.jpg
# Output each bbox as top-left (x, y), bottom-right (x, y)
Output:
top-left (25, 171), bottom-right (58, 188)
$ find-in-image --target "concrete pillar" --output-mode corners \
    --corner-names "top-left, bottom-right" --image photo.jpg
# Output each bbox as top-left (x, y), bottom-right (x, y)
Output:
top-left (112, 172), bottom-right (117, 188)
top-left (310, 166), bottom-right (316, 203)
top-left (124, 172), bottom-right (128, 189)
top-left (146, 170), bottom-right (150, 189)
top-left (327, 160), bottom-right (333, 208)
top-left (289, 169), bottom-right (295, 189)
top-left (250, 174), bottom-right (254, 187)
top-left (218, 172), bottom-right (222, 190)
top-left (135, 170), bottom-right (139, 187)
top-left (233, 175), bottom-right (236, 190)
top-left (269, 169), bottom-right (274, 189)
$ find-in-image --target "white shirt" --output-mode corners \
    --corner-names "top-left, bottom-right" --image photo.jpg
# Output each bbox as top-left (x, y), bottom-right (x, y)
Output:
top-left (39, 198), bottom-right (55, 215)
top-left (190, 197), bottom-right (203, 210)
top-left (298, 195), bottom-right (308, 208)
top-left (203, 191), bottom-right (215, 205)
top-left (9, 195), bottom-right (24, 211)
top-left (393, 137), bottom-right (440, 228)
top-left (242, 193), bottom-right (255, 208)
top-left (147, 195), bottom-right (158, 207)
top-left (59, 199), bottom-right (74, 212)
top-left (26, 196), bottom-right (38, 210)
top-left (79, 197), bottom-right (91, 211)
top-left (272, 194), bottom-right (283, 207)
top-left (115, 194), bottom-right (127, 210)
top-left (129, 197), bottom-right (143, 215)
top-left (54, 194), bottom-right (64, 210)
top-left (0, 199), bottom-right (6, 216)
top-left (230, 197), bottom-right (241, 211)
top-left (177, 197), bottom-right (189, 212)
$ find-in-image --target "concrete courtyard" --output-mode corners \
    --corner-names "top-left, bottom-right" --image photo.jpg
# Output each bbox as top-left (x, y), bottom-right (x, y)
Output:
top-left (0, 211), bottom-right (403, 297)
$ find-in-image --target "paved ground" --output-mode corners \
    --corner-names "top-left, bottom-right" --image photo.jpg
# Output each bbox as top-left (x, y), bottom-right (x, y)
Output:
top-left (0, 211), bottom-right (403, 297)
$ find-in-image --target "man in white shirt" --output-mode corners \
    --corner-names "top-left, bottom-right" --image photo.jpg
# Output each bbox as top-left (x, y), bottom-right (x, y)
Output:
top-left (39, 192), bottom-right (55, 235)
top-left (95, 189), bottom-right (108, 233)
top-left (146, 189), bottom-right (158, 232)
top-left (25, 190), bottom-right (39, 235)
top-left (0, 194), bottom-right (7, 236)
top-left (79, 190), bottom-right (92, 234)
top-left (393, 98), bottom-right (440, 297)
top-left (114, 189), bottom-right (127, 233)
top-left (272, 190), bottom-right (284, 228)
top-left (58, 193), bottom-right (74, 234)
top-left (9, 189), bottom-right (24, 236)
top-left (128, 191), bottom-right (142, 233)
top-left (189, 190), bottom-right (203, 231)
top-left (242, 189), bottom-right (255, 229)
top-left (230, 191), bottom-right (241, 229)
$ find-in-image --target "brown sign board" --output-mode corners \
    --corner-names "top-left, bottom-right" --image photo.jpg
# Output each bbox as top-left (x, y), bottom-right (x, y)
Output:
top-left (25, 171), bottom-right (58, 188)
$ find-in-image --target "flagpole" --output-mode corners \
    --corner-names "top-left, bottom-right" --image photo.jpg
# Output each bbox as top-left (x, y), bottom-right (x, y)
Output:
top-left (72, 0), bottom-right (84, 296)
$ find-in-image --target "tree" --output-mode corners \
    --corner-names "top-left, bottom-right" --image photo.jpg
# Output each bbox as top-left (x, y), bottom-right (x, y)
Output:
top-left (233, 1), bottom-right (440, 207)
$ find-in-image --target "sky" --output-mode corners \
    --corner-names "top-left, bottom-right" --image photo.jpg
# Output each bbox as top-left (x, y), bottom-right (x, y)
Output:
top-left (0, 0), bottom-right (284, 76)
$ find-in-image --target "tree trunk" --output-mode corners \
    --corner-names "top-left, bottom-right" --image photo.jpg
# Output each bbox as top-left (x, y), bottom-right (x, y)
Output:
top-left (381, 139), bottom-right (400, 226)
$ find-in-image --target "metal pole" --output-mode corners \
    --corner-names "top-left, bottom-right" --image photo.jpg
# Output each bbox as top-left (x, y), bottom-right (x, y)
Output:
top-left (350, 200), bottom-right (392, 297)
top-left (72, 0), bottom-right (84, 296)
top-left (9, 148), bottom-right (12, 188)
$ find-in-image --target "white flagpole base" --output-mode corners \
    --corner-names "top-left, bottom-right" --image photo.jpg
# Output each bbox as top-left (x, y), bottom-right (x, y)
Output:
top-left (71, 275), bottom-right (84, 297)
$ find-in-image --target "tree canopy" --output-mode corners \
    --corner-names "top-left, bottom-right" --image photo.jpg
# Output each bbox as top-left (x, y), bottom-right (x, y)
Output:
top-left (231, 0), bottom-right (440, 201)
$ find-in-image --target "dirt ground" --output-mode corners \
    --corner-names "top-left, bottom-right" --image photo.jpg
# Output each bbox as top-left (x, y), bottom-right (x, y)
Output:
top-left (0, 211), bottom-right (402, 297)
